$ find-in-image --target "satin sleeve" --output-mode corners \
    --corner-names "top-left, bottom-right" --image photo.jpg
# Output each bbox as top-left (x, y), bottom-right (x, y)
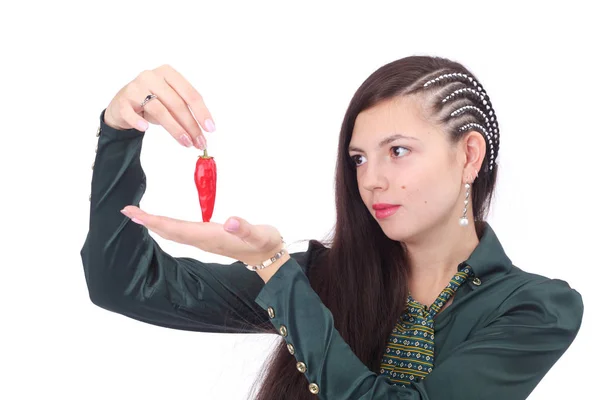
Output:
top-left (80, 108), bottom-right (311, 333)
top-left (255, 258), bottom-right (584, 399)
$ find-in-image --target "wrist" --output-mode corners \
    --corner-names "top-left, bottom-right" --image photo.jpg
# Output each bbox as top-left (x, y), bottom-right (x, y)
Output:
top-left (256, 252), bottom-right (291, 283)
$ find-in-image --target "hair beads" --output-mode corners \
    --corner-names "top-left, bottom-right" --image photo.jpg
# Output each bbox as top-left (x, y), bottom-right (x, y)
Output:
top-left (423, 72), bottom-right (499, 171)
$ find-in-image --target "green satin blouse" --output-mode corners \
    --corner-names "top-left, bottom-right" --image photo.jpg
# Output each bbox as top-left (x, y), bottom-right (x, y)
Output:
top-left (81, 108), bottom-right (584, 399)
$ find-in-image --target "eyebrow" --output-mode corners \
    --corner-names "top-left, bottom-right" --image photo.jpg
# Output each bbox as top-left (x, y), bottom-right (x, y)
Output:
top-left (348, 133), bottom-right (419, 152)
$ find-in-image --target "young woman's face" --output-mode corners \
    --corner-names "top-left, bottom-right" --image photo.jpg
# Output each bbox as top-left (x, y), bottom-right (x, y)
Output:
top-left (349, 95), bottom-right (466, 242)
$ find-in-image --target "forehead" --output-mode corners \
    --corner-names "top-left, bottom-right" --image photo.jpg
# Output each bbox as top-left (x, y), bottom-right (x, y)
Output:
top-left (352, 95), bottom-right (443, 145)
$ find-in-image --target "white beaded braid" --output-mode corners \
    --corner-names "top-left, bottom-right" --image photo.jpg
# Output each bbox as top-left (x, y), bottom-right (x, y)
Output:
top-left (450, 105), bottom-right (487, 120)
top-left (423, 72), bottom-right (499, 171)
top-left (441, 88), bottom-right (480, 103)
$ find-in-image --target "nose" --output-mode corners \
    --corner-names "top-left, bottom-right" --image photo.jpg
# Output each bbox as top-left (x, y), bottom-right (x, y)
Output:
top-left (360, 158), bottom-right (388, 192)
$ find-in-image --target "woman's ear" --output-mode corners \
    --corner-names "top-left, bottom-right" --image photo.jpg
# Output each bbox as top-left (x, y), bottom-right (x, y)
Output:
top-left (462, 130), bottom-right (486, 181)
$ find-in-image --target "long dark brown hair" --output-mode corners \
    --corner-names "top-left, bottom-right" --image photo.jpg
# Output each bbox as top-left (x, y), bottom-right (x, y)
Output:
top-left (249, 55), bottom-right (500, 399)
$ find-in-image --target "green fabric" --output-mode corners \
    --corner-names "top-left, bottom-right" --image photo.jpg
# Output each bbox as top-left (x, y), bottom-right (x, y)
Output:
top-left (81, 108), bottom-right (584, 399)
top-left (379, 265), bottom-right (473, 386)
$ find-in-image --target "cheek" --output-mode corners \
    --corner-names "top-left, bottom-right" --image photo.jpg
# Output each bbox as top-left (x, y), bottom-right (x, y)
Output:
top-left (395, 171), bottom-right (424, 196)
top-left (402, 172), bottom-right (451, 208)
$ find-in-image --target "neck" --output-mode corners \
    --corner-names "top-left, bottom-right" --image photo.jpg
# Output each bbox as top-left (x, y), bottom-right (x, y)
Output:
top-left (405, 219), bottom-right (480, 305)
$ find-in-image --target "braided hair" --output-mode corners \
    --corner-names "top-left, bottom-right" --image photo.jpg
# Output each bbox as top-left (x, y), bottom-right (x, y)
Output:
top-left (407, 70), bottom-right (500, 174)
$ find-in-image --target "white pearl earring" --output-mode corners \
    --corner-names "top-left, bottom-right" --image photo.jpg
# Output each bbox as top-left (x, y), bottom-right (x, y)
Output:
top-left (459, 178), bottom-right (471, 227)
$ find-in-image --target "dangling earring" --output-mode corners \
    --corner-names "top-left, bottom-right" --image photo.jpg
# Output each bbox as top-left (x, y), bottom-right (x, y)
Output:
top-left (459, 176), bottom-right (472, 227)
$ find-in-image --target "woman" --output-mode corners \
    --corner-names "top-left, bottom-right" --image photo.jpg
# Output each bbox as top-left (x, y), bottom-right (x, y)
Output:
top-left (81, 56), bottom-right (583, 399)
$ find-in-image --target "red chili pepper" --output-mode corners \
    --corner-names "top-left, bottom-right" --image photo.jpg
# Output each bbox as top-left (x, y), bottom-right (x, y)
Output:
top-left (194, 148), bottom-right (217, 222)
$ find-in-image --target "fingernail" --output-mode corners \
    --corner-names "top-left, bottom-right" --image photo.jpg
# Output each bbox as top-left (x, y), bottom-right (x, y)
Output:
top-left (179, 134), bottom-right (193, 147)
top-left (195, 135), bottom-right (206, 150)
top-left (131, 218), bottom-right (145, 226)
top-left (205, 119), bottom-right (216, 133)
top-left (137, 120), bottom-right (149, 131)
top-left (224, 218), bottom-right (239, 232)
top-left (120, 209), bottom-right (131, 217)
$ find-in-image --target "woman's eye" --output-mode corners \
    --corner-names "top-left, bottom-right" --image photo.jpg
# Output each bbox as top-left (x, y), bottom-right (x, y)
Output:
top-left (350, 147), bottom-right (409, 167)
top-left (351, 155), bottom-right (365, 166)
top-left (391, 146), bottom-right (409, 157)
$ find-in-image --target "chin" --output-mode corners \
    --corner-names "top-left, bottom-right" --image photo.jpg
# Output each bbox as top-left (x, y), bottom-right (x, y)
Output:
top-left (379, 214), bottom-right (433, 244)
top-left (379, 221), bottom-right (415, 242)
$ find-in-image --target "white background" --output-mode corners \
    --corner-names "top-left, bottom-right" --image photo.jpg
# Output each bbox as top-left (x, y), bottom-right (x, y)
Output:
top-left (1, 1), bottom-right (598, 399)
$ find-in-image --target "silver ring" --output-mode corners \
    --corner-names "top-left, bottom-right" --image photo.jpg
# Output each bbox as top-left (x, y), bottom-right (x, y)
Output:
top-left (141, 94), bottom-right (157, 108)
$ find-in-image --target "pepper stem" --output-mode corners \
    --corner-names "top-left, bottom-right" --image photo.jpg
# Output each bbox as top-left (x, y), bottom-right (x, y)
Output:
top-left (203, 148), bottom-right (208, 158)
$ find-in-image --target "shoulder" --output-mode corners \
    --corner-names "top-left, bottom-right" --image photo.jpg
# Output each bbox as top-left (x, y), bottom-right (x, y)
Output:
top-left (496, 266), bottom-right (584, 333)
top-left (506, 266), bottom-right (582, 304)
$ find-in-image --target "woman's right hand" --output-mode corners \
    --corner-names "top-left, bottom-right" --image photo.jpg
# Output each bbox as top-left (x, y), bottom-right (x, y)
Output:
top-left (103, 64), bottom-right (216, 149)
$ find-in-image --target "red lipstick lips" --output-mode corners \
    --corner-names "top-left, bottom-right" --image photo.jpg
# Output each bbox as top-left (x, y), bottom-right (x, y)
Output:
top-left (372, 203), bottom-right (399, 210)
top-left (372, 203), bottom-right (401, 219)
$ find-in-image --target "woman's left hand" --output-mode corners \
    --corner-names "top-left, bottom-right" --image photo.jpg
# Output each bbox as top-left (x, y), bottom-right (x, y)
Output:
top-left (120, 205), bottom-right (288, 280)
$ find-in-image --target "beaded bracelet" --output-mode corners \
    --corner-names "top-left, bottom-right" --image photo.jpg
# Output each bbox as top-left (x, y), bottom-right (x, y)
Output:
top-left (244, 237), bottom-right (287, 271)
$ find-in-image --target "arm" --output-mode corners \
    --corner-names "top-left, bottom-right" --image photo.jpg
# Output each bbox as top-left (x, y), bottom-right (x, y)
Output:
top-left (255, 259), bottom-right (584, 399)
top-left (80, 108), bottom-right (310, 333)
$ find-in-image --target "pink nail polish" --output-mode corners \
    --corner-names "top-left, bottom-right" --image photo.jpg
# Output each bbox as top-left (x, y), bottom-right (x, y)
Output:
top-left (205, 119), bottom-right (216, 133)
top-left (179, 134), bottom-right (193, 147)
top-left (131, 217), bottom-right (145, 225)
top-left (224, 218), bottom-right (239, 232)
top-left (137, 120), bottom-right (149, 131)
top-left (196, 135), bottom-right (207, 150)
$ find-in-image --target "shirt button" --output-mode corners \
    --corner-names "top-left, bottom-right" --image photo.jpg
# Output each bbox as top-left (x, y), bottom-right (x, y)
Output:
top-left (279, 325), bottom-right (288, 337)
top-left (287, 343), bottom-right (295, 355)
top-left (308, 383), bottom-right (320, 394)
top-left (267, 307), bottom-right (275, 319)
top-left (96, 126), bottom-right (101, 137)
top-left (472, 277), bottom-right (482, 286)
top-left (296, 362), bottom-right (307, 373)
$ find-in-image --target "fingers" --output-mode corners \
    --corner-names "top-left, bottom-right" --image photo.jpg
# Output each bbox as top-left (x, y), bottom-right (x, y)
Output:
top-left (156, 64), bottom-right (216, 137)
top-left (106, 64), bottom-right (216, 148)
top-left (120, 206), bottom-right (231, 251)
top-left (120, 206), bottom-right (283, 263)
top-left (223, 217), bottom-right (279, 252)
top-left (131, 71), bottom-right (202, 149)
top-left (146, 64), bottom-right (215, 150)
top-left (116, 97), bottom-right (150, 132)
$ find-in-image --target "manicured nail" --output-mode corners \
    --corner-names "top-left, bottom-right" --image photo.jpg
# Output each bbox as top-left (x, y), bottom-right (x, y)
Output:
top-left (131, 218), bottom-right (145, 226)
top-left (224, 218), bottom-right (239, 232)
top-left (179, 134), bottom-right (193, 147)
top-left (137, 120), bottom-right (149, 131)
top-left (120, 209), bottom-right (131, 217)
top-left (195, 135), bottom-right (206, 150)
top-left (205, 119), bottom-right (216, 133)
